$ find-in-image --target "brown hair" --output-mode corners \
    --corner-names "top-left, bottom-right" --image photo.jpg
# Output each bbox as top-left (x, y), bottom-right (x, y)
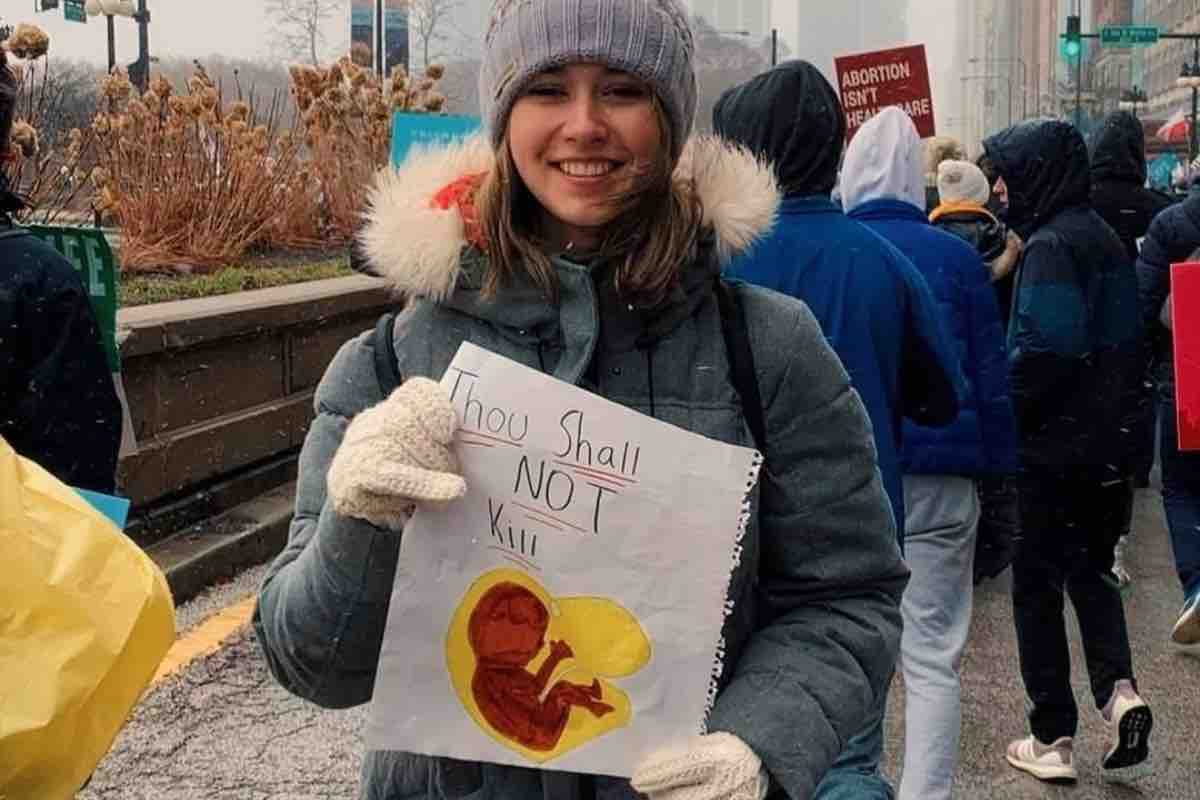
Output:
top-left (475, 100), bottom-right (702, 306)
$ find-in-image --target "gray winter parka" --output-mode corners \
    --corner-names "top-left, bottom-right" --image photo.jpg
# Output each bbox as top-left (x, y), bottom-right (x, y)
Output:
top-left (253, 137), bottom-right (909, 800)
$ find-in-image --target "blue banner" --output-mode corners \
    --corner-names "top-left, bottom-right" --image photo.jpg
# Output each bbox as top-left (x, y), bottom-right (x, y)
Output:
top-left (391, 112), bottom-right (482, 166)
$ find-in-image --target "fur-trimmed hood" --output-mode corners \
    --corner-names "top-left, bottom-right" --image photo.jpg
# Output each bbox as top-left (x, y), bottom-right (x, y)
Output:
top-left (358, 135), bottom-right (780, 302)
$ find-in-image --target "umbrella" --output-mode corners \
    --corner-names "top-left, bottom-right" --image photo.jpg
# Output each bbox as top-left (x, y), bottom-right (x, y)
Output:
top-left (1158, 110), bottom-right (1191, 143)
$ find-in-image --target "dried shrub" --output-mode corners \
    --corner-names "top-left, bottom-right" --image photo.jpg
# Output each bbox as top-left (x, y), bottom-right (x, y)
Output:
top-left (264, 58), bottom-right (446, 249)
top-left (94, 64), bottom-right (303, 273)
top-left (4, 24), bottom-right (50, 61)
top-left (1, 26), bottom-right (101, 225)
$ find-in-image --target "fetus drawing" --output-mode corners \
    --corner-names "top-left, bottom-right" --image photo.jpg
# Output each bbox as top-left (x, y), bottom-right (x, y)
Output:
top-left (468, 582), bottom-right (615, 751)
top-left (446, 568), bottom-right (652, 763)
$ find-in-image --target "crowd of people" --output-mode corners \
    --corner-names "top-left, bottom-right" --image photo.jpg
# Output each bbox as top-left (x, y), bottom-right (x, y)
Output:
top-left (4, 1), bottom-right (1198, 798)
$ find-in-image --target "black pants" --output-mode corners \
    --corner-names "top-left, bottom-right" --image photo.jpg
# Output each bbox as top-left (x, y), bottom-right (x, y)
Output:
top-left (1011, 473), bottom-right (1136, 743)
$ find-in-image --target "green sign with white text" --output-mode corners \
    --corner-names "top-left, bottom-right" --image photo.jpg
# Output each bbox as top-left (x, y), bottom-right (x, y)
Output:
top-left (1100, 26), bottom-right (1158, 46)
top-left (63, 0), bottom-right (87, 23)
top-left (28, 225), bottom-right (119, 371)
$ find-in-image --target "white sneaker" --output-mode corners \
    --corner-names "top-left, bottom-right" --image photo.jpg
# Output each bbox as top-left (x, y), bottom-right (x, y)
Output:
top-left (1101, 680), bottom-right (1152, 774)
top-left (1005, 735), bottom-right (1077, 783)
top-left (1172, 592), bottom-right (1200, 645)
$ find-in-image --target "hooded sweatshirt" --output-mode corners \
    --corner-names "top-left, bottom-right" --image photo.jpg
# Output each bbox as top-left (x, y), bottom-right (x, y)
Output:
top-left (1089, 111), bottom-right (1173, 262)
top-left (842, 108), bottom-right (1017, 479)
top-left (715, 62), bottom-right (962, 530)
top-left (983, 119), bottom-right (1142, 473)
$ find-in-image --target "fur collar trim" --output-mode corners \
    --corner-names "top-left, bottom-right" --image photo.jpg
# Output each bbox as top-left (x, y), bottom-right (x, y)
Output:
top-left (359, 135), bottom-right (780, 301)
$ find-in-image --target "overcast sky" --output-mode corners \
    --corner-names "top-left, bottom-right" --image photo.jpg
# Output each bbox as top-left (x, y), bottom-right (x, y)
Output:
top-left (0, 0), bottom-right (347, 65)
top-left (2, 0), bottom-right (962, 131)
top-left (3, 1), bottom-right (959, 66)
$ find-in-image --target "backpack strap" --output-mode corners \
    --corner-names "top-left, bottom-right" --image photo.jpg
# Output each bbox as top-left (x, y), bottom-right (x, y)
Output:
top-left (372, 312), bottom-right (403, 396)
top-left (715, 279), bottom-right (767, 452)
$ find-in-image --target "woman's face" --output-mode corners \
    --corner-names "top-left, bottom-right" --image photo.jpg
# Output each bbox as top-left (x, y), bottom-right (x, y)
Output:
top-left (507, 63), bottom-right (663, 251)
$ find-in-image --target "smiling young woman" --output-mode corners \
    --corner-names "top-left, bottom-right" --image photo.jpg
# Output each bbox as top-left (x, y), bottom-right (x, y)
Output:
top-left (254, 2), bottom-right (911, 799)
top-left (479, 64), bottom-right (700, 305)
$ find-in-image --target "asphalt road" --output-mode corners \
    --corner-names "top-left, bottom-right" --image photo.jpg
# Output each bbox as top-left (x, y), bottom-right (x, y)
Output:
top-left (79, 489), bottom-right (1200, 799)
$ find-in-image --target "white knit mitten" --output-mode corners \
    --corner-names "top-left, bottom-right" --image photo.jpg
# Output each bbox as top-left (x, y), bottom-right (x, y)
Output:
top-left (327, 377), bottom-right (467, 530)
top-left (631, 733), bottom-right (768, 800)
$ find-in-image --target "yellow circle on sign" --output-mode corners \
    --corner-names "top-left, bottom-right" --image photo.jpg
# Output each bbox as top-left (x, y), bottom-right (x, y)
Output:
top-left (445, 568), bottom-right (652, 764)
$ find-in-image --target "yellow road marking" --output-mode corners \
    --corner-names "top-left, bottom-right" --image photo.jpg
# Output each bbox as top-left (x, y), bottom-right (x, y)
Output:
top-left (152, 596), bottom-right (257, 686)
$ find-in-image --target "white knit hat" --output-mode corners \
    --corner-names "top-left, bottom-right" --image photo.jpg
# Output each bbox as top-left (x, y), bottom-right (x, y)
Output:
top-left (936, 160), bottom-right (991, 205)
top-left (479, 0), bottom-right (698, 159)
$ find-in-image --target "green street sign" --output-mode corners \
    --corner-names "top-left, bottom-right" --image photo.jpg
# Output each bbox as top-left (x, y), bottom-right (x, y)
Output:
top-left (28, 225), bottom-right (120, 371)
top-left (1100, 25), bottom-right (1158, 46)
top-left (63, 0), bottom-right (87, 23)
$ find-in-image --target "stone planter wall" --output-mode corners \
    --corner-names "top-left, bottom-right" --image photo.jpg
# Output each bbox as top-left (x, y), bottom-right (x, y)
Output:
top-left (116, 276), bottom-right (395, 524)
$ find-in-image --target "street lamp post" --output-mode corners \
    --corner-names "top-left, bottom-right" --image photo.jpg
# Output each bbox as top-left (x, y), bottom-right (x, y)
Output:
top-left (85, 0), bottom-right (150, 90)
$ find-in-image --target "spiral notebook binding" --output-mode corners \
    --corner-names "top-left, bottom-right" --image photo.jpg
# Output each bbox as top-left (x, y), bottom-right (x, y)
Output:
top-left (701, 449), bottom-right (765, 730)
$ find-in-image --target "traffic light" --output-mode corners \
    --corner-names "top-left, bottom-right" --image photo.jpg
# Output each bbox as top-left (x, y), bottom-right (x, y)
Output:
top-left (1064, 14), bottom-right (1082, 61)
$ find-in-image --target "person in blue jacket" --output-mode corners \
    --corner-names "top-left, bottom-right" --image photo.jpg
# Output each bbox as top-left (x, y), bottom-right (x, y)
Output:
top-left (840, 107), bottom-right (1019, 800)
top-left (714, 61), bottom-right (961, 540)
top-left (714, 62), bottom-right (963, 800)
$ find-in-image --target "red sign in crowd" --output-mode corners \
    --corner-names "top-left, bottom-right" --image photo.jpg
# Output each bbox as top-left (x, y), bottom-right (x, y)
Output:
top-left (834, 44), bottom-right (936, 141)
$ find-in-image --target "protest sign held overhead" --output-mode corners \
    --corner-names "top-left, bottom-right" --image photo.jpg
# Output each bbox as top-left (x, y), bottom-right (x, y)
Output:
top-left (836, 44), bottom-right (936, 141)
top-left (367, 343), bottom-right (762, 777)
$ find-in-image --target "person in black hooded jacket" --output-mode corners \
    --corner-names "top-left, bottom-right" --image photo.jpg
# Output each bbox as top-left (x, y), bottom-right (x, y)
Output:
top-left (1089, 111), bottom-right (1173, 263)
top-left (982, 119), bottom-right (1152, 783)
top-left (0, 49), bottom-right (120, 492)
top-left (1087, 111), bottom-right (1171, 568)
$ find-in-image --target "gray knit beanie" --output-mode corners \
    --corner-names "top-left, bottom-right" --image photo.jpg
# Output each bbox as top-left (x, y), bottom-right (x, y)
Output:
top-left (480, 0), bottom-right (698, 159)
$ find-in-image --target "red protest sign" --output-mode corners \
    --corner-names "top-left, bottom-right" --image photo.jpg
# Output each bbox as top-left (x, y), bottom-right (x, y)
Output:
top-left (835, 44), bottom-right (936, 141)
top-left (1171, 261), bottom-right (1200, 450)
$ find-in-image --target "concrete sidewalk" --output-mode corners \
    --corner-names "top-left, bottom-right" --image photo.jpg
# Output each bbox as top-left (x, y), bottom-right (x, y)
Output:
top-left (81, 488), bottom-right (1200, 799)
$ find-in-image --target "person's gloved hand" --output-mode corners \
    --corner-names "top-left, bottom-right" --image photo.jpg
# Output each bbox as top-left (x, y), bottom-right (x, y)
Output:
top-left (327, 377), bottom-right (467, 530)
top-left (631, 732), bottom-right (768, 800)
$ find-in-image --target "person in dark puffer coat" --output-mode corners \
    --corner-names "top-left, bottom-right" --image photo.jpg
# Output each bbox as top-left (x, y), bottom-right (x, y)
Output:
top-left (982, 119), bottom-right (1152, 783)
top-left (1089, 111), bottom-right (1173, 263)
top-left (1089, 110), bottom-right (1174, 503)
top-left (1135, 194), bottom-right (1200, 644)
top-left (0, 48), bottom-right (120, 492)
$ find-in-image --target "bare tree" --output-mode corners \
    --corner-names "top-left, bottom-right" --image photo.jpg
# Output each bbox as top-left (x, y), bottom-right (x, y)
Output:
top-left (265, 0), bottom-right (341, 65)
top-left (407, 0), bottom-right (464, 70)
top-left (439, 58), bottom-right (482, 115)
